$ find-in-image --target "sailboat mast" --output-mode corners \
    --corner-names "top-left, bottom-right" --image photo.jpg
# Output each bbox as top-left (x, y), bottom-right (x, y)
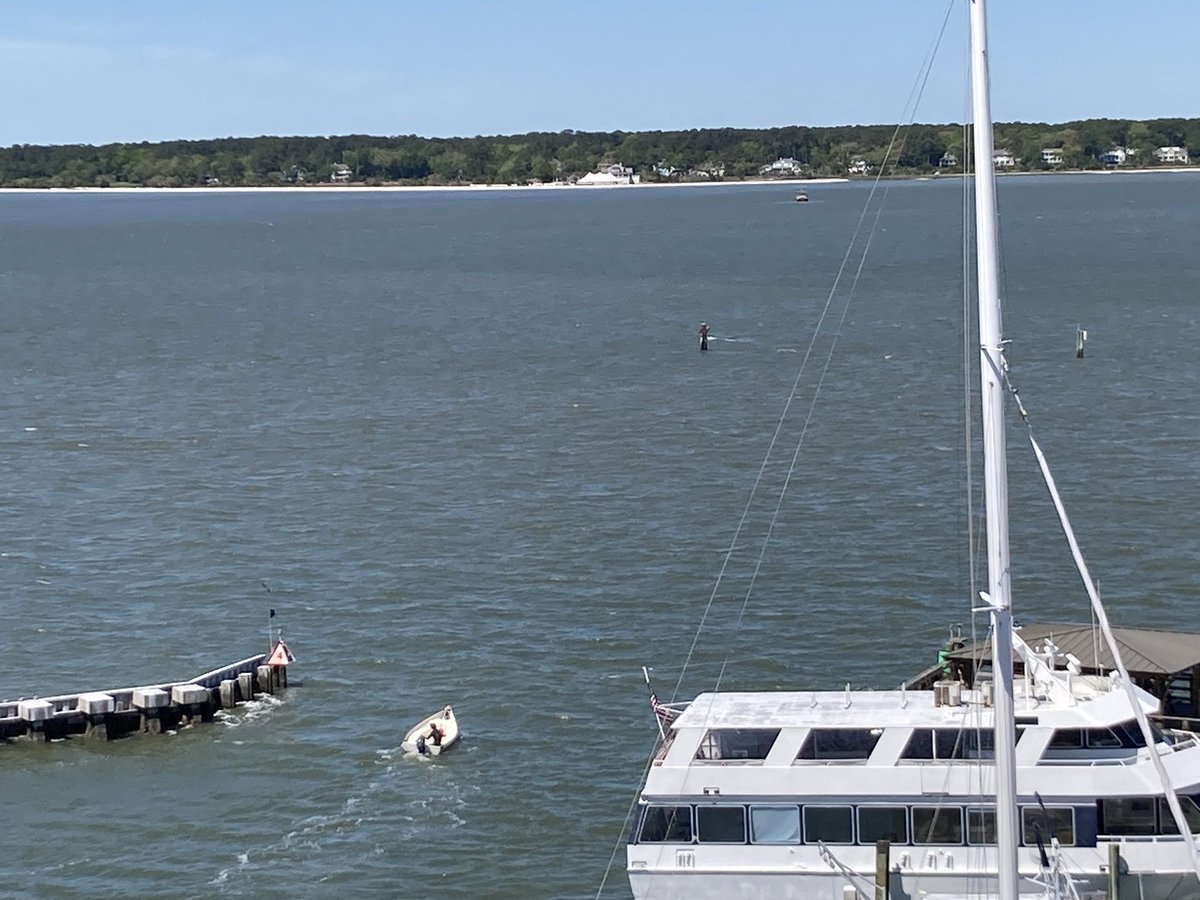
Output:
top-left (968, 0), bottom-right (1019, 895)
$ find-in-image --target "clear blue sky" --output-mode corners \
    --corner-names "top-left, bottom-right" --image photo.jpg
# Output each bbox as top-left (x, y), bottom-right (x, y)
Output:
top-left (2, 1), bottom-right (1195, 147)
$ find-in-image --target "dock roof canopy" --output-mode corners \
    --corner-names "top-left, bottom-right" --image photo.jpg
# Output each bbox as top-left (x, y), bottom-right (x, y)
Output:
top-left (949, 622), bottom-right (1200, 677)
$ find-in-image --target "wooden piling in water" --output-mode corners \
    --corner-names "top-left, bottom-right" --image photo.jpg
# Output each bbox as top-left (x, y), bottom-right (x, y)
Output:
top-left (874, 839), bottom-right (890, 900)
top-left (237, 671), bottom-right (255, 702)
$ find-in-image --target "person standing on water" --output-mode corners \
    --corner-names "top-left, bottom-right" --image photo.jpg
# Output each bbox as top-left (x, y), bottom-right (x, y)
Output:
top-left (698, 322), bottom-right (710, 351)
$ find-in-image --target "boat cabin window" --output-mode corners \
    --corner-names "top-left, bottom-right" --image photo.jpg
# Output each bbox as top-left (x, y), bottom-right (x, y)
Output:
top-left (803, 806), bottom-right (853, 845)
top-left (858, 806), bottom-right (908, 844)
top-left (912, 806), bottom-right (964, 844)
top-left (696, 805), bottom-right (746, 844)
top-left (796, 728), bottom-right (881, 762)
top-left (1159, 794), bottom-right (1200, 833)
top-left (902, 728), bottom-right (1004, 760)
top-left (749, 805), bottom-right (800, 844)
top-left (695, 728), bottom-right (780, 761)
top-left (1022, 806), bottom-right (1074, 846)
top-left (967, 808), bottom-right (996, 845)
top-left (1047, 729), bottom-right (1084, 750)
top-left (1099, 797), bottom-right (1156, 835)
top-left (1048, 721), bottom-right (1154, 752)
top-left (639, 806), bottom-right (693, 843)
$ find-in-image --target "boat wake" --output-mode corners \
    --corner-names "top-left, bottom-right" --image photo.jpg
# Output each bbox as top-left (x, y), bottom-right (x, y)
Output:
top-left (207, 745), bottom-right (477, 894)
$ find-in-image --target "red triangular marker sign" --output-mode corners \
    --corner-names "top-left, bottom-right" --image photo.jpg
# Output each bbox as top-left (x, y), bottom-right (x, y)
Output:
top-left (268, 641), bottom-right (293, 666)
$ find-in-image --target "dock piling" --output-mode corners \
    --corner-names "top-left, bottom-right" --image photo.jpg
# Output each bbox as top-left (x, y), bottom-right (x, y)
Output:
top-left (874, 839), bottom-right (890, 899)
top-left (237, 671), bottom-right (255, 702)
top-left (79, 692), bottom-right (115, 741)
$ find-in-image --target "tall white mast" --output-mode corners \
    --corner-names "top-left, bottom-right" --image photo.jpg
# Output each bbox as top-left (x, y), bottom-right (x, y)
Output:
top-left (969, 0), bottom-right (1019, 895)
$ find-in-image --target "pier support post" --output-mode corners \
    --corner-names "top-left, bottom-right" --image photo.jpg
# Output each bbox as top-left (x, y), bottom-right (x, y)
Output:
top-left (874, 839), bottom-right (890, 900)
top-left (219, 679), bottom-right (237, 709)
top-left (171, 684), bottom-right (211, 726)
top-left (79, 692), bottom-right (115, 741)
top-left (256, 665), bottom-right (275, 695)
top-left (1108, 843), bottom-right (1121, 899)
top-left (237, 671), bottom-right (255, 702)
top-left (132, 687), bottom-right (170, 734)
top-left (18, 699), bottom-right (53, 742)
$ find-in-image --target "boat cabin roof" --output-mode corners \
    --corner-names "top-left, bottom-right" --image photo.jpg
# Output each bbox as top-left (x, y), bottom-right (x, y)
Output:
top-left (674, 678), bottom-right (1156, 732)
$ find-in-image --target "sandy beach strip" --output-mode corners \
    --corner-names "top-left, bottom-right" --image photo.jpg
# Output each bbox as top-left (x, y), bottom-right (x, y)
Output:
top-left (1, 169), bottom-right (1196, 195)
top-left (0, 178), bottom-right (849, 195)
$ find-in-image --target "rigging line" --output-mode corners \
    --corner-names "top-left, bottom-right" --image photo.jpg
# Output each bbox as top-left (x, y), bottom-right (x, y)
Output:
top-left (670, 132), bottom-right (900, 701)
top-left (594, 731), bottom-right (666, 899)
top-left (1000, 368), bottom-right (1200, 886)
top-left (710, 132), bottom-right (920, 696)
top-left (677, 1), bottom-right (959, 704)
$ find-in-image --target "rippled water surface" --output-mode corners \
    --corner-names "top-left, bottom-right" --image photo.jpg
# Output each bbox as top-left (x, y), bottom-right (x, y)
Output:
top-left (1, 175), bottom-right (1199, 897)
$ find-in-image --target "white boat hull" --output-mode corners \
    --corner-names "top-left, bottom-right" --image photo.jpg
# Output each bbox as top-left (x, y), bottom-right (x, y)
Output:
top-left (628, 841), bottom-right (1200, 899)
top-left (629, 868), bottom-right (1194, 900)
top-left (401, 705), bottom-right (459, 756)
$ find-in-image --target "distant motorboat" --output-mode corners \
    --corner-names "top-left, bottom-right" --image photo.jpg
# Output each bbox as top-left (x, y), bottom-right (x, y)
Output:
top-left (401, 705), bottom-right (459, 756)
top-left (794, 191), bottom-right (809, 202)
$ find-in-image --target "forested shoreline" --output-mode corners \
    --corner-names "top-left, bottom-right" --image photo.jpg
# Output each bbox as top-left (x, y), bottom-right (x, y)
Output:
top-left (0, 117), bottom-right (1195, 188)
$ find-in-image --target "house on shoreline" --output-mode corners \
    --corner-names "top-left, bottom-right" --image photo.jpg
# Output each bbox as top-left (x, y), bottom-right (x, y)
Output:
top-left (577, 163), bottom-right (639, 185)
top-left (1155, 146), bottom-right (1190, 164)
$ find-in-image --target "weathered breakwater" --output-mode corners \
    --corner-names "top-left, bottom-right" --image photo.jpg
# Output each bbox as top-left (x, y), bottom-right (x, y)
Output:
top-left (0, 644), bottom-right (292, 742)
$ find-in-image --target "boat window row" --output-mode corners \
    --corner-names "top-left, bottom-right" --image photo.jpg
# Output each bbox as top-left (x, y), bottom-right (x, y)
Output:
top-left (636, 803), bottom-right (1076, 847)
top-left (692, 720), bottom-right (1159, 764)
top-left (694, 727), bottom-right (1013, 763)
top-left (1099, 794), bottom-right (1200, 835)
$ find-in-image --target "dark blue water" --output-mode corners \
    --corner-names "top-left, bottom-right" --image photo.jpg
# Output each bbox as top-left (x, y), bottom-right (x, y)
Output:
top-left (0, 175), bottom-right (1198, 897)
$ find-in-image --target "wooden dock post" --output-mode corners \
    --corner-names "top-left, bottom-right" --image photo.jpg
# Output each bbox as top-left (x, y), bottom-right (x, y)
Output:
top-left (170, 684), bottom-right (211, 726)
top-left (237, 671), bottom-right (255, 702)
top-left (1076, 326), bottom-right (1087, 358)
top-left (1107, 843), bottom-right (1121, 899)
top-left (79, 692), bottom-right (115, 741)
top-left (256, 665), bottom-right (275, 695)
top-left (133, 688), bottom-right (170, 734)
top-left (874, 839), bottom-right (890, 899)
top-left (17, 700), bottom-right (53, 742)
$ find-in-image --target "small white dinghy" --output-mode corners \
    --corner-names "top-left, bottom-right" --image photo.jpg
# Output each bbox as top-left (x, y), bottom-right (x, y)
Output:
top-left (401, 705), bottom-right (459, 756)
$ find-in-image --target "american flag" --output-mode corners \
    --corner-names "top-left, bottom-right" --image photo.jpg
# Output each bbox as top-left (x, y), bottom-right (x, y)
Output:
top-left (649, 692), bottom-right (678, 725)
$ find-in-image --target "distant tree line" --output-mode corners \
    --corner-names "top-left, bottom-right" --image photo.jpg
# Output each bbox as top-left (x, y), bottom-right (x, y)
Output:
top-left (0, 117), bottom-right (1196, 189)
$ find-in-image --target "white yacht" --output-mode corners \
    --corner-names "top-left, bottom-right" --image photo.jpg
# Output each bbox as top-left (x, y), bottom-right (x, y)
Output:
top-left (624, 1), bottom-right (1200, 897)
top-left (628, 637), bottom-right (1200, 898)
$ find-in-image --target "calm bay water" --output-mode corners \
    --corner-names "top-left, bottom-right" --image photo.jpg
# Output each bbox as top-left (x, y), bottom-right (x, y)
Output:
top-left (1, 175), bottom-right (1199, 898)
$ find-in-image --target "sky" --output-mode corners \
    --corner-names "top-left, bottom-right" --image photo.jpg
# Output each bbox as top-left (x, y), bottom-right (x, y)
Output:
top-left (2, 1), bottom-right (1196, 147)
